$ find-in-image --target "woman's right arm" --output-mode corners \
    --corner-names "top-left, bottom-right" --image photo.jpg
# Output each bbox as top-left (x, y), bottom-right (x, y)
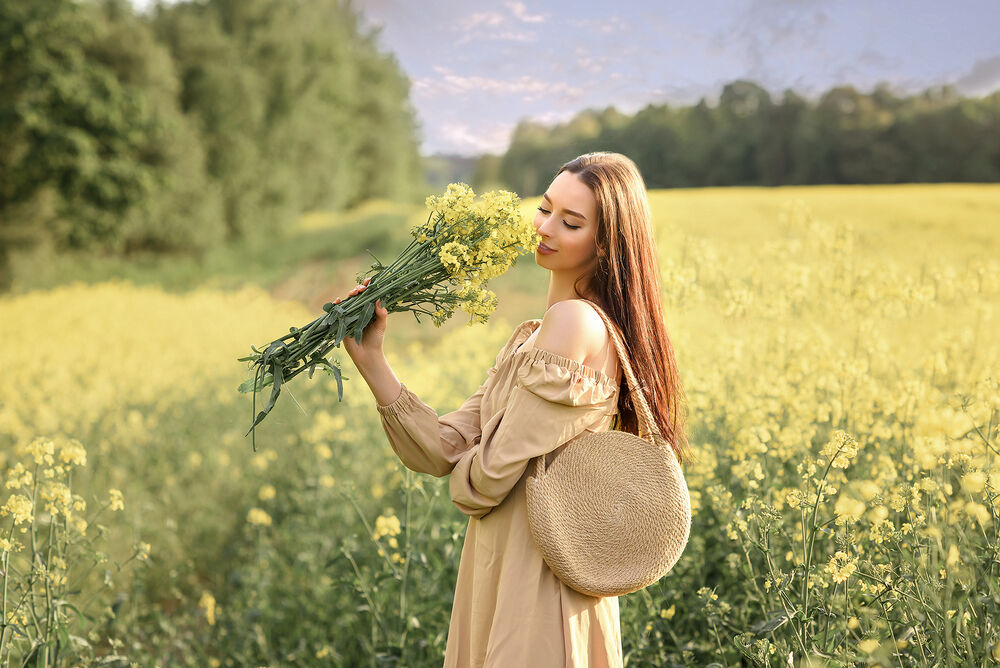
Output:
top-left (336, 280), bottom-right (401, 406)
top-left (335, 280), bottom-right (485, 476)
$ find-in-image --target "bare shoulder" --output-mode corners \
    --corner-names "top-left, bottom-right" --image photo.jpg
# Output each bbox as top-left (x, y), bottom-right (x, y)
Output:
top-left (534, 299), bottom-right (610, 364)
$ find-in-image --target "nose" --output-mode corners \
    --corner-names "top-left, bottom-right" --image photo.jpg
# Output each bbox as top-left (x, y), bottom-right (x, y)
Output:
top-left (535, 210), bottom-right (555, 238)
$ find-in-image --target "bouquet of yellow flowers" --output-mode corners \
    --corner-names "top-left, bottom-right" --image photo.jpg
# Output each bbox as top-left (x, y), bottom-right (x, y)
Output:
top-left (238, 183), bottom-right (540, 449)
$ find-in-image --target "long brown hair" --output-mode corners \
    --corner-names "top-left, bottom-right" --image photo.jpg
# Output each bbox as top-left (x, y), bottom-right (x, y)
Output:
top-left (557, 152), bottom-right (693, 468)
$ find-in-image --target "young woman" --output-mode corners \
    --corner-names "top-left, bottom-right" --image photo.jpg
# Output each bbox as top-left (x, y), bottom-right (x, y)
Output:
top-left (337, 151), bottom-right (690, 667)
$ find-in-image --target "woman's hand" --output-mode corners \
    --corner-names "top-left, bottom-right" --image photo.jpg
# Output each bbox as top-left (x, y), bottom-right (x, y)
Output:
top-left (334, 278), bottom-right (389, 365)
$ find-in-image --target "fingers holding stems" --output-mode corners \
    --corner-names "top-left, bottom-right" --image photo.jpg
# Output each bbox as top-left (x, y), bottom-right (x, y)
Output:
top-left (334, 277), bottom-right (372, 304)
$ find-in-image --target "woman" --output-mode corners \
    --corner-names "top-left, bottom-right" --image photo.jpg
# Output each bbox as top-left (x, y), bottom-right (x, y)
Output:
top-left (336, 152), bottom-right (690, 667)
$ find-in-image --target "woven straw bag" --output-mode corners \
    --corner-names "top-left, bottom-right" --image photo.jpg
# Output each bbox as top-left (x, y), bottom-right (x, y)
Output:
top-left (524, 299), bottom-right (692, 598)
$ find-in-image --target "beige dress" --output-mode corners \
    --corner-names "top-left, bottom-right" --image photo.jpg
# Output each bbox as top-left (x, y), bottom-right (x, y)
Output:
top-left (376, 318), bottom-right (624, 668)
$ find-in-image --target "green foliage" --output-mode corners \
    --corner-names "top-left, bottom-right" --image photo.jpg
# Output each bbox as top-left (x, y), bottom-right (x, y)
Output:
top-left (488, 80), bottom-right (1000, 195)
top-left (0, 0), bottom-right (425, 290)
top-left (0, 0), bottom-right (161, 251)
top-left (150, 0), bottom-right (424, 243)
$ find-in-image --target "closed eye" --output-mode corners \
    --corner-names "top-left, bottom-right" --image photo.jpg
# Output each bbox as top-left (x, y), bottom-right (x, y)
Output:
top-left (537, 206), bottom-right (581, 230)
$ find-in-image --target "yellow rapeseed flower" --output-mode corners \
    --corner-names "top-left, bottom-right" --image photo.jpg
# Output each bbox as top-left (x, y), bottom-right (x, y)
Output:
top-left (964, 501), bottom-right (991, 527)
top-left (373, 513), bottom-right (401, 540)
top-left (834, 494), bottom-right (865, 525)
top-left (3, 463), bottom-right (32, 490)
top-left (865, 505), bottom-right (888, 524)
top-left (58, 439), bottom-right (87, 467)
top-left (247, 508), bottom-right (272, 526)
top-left (24, 437), bottom-right (55, 466)
top-left (855, 480), bottom-right (881, 501)
top-left (824, 550), bottom-right (858, 584)
top-left (258, 484), bottom-right (276, 501)
top-left (109, 488), bottom-right (125, 511)
top-left (0, 537), bottom-right (15, 552)
top-left (857, 638), bottom-right (881, 653)
top-left (40, 481), bottom-right (73, 517)
top-left (821, 430), bottom-right (860, 469)
top-left (1, 493), bottom-right (34, 525)
top-left (961, 470), bottom-right (985, 495)
top-left (199, 591), bottom-right (217, 626)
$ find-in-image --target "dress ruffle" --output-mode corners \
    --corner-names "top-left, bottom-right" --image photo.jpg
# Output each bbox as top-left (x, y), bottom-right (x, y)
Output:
top-left (510, 346), bottom-right (619, 409)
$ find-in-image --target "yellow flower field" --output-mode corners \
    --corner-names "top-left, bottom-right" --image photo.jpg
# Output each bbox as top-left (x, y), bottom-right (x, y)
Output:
top-left (1, 184), bottom-right (998, 666)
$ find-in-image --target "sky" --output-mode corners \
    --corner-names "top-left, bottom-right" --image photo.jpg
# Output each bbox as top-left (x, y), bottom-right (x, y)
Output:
top-left (132, 0), bottom-right (1000, 157)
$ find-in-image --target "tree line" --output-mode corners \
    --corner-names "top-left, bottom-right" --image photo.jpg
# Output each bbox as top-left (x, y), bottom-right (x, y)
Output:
top-left (0, 0), bottom-right (423, 289)
top-left (475, 80), bottom-right (1000, 196)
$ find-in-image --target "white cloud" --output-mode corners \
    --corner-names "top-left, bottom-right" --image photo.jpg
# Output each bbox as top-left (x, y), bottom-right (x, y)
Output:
top-left (453, 3), bottom-right (545, 44)
top-left (568, 15), bottom-right (629, 34)
top-left (436, 121), bottom-right (515, 154)
top-left (955, 55), bottom-right (1000, 96)
top-left (414, 67), bottom-right (584, 102)
top-left (526, 109), bottom-right (578, 125)
top-left (506, 2), bottom-right (546, 24)
top-left (459, 11), bottom-right (506, 31)
top-left (456, 29), bottom-right (535, 45)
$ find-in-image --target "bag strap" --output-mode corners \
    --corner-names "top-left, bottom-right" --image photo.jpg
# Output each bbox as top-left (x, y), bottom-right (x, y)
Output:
top-left (577, 299), bottom-right (662, 443)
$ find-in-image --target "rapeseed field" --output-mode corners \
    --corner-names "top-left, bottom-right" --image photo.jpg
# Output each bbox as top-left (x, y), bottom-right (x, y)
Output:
top-left (2, 184), bottom-right (998, 666)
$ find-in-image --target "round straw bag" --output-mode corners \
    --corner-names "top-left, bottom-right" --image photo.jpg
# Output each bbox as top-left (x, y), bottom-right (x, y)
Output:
top-left (524, 300), bottom-right (692, 598)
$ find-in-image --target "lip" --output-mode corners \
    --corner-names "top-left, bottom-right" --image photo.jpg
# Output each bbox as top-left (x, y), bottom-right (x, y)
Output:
top-left (537, 242), bottom-right (557, 254)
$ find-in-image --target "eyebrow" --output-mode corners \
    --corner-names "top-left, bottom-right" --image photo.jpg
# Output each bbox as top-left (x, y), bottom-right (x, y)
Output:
top-left (542, 193), bottom-right (587, 222)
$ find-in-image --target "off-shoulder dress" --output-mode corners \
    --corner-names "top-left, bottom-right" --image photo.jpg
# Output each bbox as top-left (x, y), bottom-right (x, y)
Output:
top-left (376, 317), bottom-right (624, 667)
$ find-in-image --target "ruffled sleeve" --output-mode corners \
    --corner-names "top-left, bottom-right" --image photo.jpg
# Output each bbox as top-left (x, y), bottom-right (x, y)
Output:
top-left (375, 322), bottom-right (535, 478)
top-left (449, 347), bottom-right (619, 519)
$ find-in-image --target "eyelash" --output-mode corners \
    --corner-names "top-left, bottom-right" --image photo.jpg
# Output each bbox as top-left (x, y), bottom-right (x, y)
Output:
top-left (536, 206), bottom-right (580, 230)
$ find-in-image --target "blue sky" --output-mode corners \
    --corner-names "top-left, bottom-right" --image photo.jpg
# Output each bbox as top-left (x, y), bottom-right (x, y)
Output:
top-left (356, 0), bottom-right (1000, 156)
top-left (132, 0), bottom-right (1000, 157)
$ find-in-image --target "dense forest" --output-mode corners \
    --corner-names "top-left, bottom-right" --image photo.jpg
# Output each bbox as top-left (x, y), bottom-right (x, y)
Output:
top-left (475, 81), bottom-right (1000, 196)
top-left (0, 0), bottom-right (423, 288)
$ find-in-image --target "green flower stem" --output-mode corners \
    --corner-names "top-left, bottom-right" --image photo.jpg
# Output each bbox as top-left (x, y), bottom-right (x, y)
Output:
top-left (398, 469), bottom-right (412, 654)
top-left (875, 595), bottom-right (906, 668)
top-left (338, 490), bottom-right (397, 576)
top-left (339, 546), bottom-right (391, 648)
top-left (842, 578), bottom-right (849, 664)
top-left (801, 449), bottom-right (841, 633)
top-left (709, 619), bottom-right (729, 667)
top-left (1, 525), bottom-right (12, 656)
top-left (43, 519), bottom-right (55, 655)
top-left (28, 463), bottom-right (43, 636)
top-left (760, 534), bottom-right (810, 657)
top-left (821, 580), bottom-right (838, 650)
top-left (853, 570), bottom-right (940, 619)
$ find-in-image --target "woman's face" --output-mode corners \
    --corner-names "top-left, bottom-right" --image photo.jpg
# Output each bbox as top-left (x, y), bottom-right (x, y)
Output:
top-left (532, 171), bottom-right (599, 273)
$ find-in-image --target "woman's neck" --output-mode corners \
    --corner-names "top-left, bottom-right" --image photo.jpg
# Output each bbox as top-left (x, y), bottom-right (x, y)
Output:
top-left (545, 269), bottom-right (597, 312)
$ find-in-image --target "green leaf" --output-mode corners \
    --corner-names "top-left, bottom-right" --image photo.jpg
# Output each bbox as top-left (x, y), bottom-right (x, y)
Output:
top-left (330, 362), bottom-right (344, 401)
top-left (335, 312), bottom-right (348, 345)
top-left (750, 610), bottom-right (788, 633)
top-left (353, 299), bottom-right (376, 345)
top-left (238, 372), bottom-right (273, 393)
